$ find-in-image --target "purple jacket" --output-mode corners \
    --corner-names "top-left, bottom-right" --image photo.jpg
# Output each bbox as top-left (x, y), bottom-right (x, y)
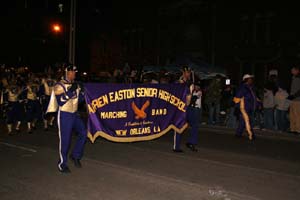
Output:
top-left (233, 83), bottom-right (260, 112)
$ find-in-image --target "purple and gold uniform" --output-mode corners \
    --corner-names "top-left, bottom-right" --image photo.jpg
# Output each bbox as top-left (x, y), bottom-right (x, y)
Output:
top-left (41, 78), bottom-right (56, 129)
top-left (173, 66), bottom-right (198, 152)
top-left (5, 84), bottom-right (23, 134)
top-left (53, 78), bottom-right (86, 171)
top-left (233, 82), bottom-right (260, 140)
top-left (25, 82), bottom-right (42, 132)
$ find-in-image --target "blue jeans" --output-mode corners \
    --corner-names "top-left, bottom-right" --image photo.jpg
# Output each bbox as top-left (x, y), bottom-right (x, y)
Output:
top-left (263, 108), bottom-right (274, 130)
top-left (275, 109), bottom-right (288, 132)
top-left (226, 107), bottom-right (237, 128)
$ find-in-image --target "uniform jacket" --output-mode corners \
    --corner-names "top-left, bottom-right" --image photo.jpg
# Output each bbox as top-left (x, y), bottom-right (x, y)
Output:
top-left (233, 83), bottom-right (260, 113)
top-left (54, 79), bottom-right (84, 113)
top-left (45, 79), bottom-right (84, 114)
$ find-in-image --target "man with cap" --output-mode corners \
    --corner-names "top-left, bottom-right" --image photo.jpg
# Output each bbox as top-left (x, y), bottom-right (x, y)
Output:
top-left (173, 66), bottom-right (198, 152)
top-left (233, 74), bottom-right (260, 140)
top-left (52, 64), bottom-right (86, 173)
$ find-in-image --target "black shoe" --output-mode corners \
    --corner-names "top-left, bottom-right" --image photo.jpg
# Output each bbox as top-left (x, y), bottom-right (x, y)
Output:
top-left (44, 128), bottom-right (48, 132)
top-left (70, 156), bottom-right (82, 168)
top-left (186, 143), bottom-right (198, 152)
top-left (173, 149), bottom-right (183, 153)
top-left (58, 166), bottom-right (71, 173)
top-left (247, 133), bottom-right (256, 141)
top-left (235, 134), bottom-right (242, 139)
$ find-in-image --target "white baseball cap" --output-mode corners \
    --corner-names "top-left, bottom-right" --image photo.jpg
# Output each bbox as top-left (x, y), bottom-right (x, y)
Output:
top-left (269, 69), bottom-right (278, 76)
top-left (242, 74), bottom-right (254, 81)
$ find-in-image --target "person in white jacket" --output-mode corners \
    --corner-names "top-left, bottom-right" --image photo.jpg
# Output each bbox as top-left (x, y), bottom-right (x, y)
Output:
top-left (274, 85), bottom-right (290, 132)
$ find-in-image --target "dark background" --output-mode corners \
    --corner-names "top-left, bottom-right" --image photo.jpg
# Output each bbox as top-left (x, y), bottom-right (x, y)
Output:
top-left (1, 0), bottom-right (300, 84)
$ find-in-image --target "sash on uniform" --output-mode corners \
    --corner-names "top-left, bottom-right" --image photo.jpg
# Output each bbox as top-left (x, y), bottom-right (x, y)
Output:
top-left (46, 90), bottom-right (58, 113)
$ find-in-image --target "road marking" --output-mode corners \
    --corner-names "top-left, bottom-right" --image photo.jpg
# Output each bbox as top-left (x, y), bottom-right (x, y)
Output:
top-left (0, 141), bottom-right (37, 153)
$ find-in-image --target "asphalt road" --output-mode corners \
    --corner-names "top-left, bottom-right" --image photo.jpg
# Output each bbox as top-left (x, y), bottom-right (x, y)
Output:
top-left (0, 124), bottom-right (300, 200)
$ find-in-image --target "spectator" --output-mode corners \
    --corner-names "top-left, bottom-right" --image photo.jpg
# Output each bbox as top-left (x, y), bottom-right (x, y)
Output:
top-left (204, 75), bottom-right (222, 125)
top-left (274, 84), bottom-right (290, 132)
top-left (128, 69), bottom-right (138, 83)
top-left (222, 85), bottom-right (237, 128)
top-left (263, 83), bottom-right (275, 130)
top-left (192, 82), bottom-right (202, 124)
top-left (268, 69), bottom-right (279, 94)
top-left (112, 68), bottom-right (124, 83)
top-left (267, 69), bottom-right (279, 129)
top-left (252, 86), bottom-right (264, 130)
top-left (288, 66), bottom-right (300, 134)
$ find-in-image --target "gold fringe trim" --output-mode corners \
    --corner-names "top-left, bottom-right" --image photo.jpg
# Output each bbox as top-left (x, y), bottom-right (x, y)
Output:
top-left (87, 123), bottom-right (189, 143)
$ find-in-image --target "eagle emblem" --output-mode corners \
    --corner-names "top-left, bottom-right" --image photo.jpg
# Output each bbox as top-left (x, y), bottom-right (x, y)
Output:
top-left (131, 100), bottom-right (150, 119)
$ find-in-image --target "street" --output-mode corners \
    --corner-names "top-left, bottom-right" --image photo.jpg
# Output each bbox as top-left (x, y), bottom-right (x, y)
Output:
top-left (0, 125), bottom-right (300, 200)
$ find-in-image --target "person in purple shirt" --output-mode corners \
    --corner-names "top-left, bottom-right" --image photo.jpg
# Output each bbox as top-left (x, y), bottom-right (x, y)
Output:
top-left (233, 74), bottom-right (261, 140)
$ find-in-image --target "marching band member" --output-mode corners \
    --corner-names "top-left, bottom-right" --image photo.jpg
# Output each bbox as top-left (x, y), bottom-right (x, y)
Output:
top-left (25, 79), bottom-right (42, 133)
top-left (51, 65), bottom-right (86, 173)
top-left (173, 66), bottom-right (198, 152)
top-left (41, 76), bottom-right (56, 131)
top-left (233, 74), bottom-right (261, 140)
top-left (5, 79), bottom-right (23, 134)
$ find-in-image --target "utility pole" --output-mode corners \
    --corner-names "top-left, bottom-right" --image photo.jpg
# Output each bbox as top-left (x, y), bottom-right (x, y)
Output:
top-left (211, 2), bottom-right (216, 68)
top-left (69, 0), bottom-right (76, 65)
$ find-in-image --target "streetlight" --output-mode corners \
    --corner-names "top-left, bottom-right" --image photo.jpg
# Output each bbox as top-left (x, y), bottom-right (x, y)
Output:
top-left (52, 24), bottom-right (62, 33)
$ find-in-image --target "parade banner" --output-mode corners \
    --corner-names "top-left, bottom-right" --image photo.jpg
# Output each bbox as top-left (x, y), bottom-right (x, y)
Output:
top-left (84, 83), bottom-right (189, 143)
